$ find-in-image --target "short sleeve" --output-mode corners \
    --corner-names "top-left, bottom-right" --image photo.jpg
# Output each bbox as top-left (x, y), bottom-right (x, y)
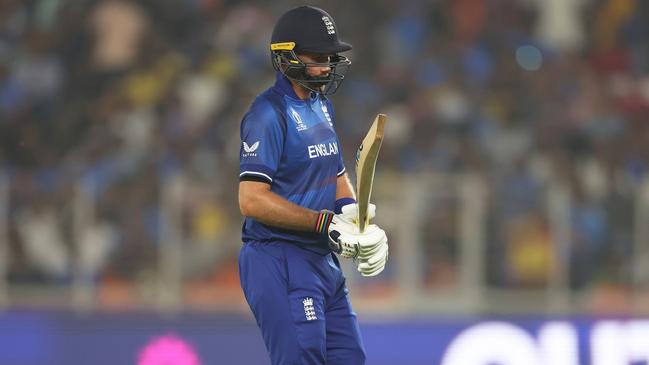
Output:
top-left (337, 151), bottom-right (346, 177)
top-left (239, 100), bottom-right (285, 184)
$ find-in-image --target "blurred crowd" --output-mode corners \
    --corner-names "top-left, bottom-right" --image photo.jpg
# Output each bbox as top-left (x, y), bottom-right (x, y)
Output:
top-left (2, 0), bottom-right (649, 309)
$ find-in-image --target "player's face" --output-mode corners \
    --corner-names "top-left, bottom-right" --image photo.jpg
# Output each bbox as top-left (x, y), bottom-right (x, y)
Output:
top-left (297, 53), bottom-right (333, 77)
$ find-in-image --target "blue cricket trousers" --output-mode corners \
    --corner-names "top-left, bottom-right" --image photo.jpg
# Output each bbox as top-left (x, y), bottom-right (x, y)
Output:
top-left (239, 241), bottom-right (366, 365)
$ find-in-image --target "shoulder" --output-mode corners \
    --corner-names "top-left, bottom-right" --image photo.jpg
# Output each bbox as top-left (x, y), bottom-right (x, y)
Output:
top-left (248, 89), bottom-right (282, 115)
top-left (241, 91), bottom-right (287, 133)
top-left (244, 91), bottom-right (284, 122)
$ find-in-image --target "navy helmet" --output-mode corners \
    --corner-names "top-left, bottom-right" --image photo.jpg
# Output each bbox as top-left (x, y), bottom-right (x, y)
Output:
top-left (270, 6), bottom-right (352, 95)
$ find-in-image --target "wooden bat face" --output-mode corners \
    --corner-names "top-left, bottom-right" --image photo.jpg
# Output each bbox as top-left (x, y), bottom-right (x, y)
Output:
top-left (355, 114), bottom-right (386, 232)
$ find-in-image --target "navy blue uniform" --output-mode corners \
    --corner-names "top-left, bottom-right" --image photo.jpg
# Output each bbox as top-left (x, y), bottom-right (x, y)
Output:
top-left (239, 73), bottom-right (365, 364)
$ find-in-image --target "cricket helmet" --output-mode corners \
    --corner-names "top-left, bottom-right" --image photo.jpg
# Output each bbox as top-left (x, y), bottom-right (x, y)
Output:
top-left (270, 6), bottom-right (352, 95)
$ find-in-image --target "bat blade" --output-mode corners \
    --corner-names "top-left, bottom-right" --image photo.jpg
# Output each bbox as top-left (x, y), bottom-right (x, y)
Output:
top-left (355, 114), bottom-right (386, 232)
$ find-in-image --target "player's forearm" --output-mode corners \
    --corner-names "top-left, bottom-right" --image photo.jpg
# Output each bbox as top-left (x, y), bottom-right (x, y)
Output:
top-left (336, 173), bottom-right (355, 200)
top-left (240, 186), bottom-right (319, 231)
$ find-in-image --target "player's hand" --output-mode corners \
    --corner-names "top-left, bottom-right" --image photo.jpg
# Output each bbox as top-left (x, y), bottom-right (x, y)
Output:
top-left (356, 224), bottom-right (388, 277)
top-left (339, 203), bottom-right (376, 226)
top-left (327, 216), bottom-right (387, 259)
top-left (327, 215), bottom-right (361, 259)
top-left (357, 241), bottom-right (388, 276)
top-left (356, 224), bottom-right (387, 257)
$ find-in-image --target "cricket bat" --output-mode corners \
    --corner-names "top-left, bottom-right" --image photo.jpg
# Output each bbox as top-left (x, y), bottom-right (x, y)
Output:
top-left (355, 114), bottom-right (386, 233)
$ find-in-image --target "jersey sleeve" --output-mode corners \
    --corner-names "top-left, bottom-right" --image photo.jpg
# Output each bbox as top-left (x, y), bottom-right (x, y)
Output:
top-left (239, 100), bottom-right (285, 184)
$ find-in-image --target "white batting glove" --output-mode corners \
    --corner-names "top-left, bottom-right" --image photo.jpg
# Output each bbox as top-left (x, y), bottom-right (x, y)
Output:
top-left (327, 216), bottom-right (387, 260)
top-left (356, 224), bottom-right (389, 277)
top-left (339, 203), bottom-right (376, 226)
top-left (357, 240), bottom-right (388, 277)
top-left (327, 215), bottom-right (361, 259)
top-left (355, 224), bottom-right (387, 257)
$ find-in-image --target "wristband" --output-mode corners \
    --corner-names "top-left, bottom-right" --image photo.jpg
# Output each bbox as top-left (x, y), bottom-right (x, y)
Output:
top-left (334, 197), bottom-right (356, 214)
top-left (314, 210), bottom-right (335, 235)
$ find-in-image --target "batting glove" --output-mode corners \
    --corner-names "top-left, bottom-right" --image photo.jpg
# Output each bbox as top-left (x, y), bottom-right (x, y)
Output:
top-left (316, 210), bottom-right (362, 258)
top-left (339, 203), bottom-right (376, 226)
top-left (317, 210), bottom-right (388, 263)
top-left (326, 215), bottom-right (362, 259)
top-left (357, 239), bottom-right (388, 277)
top-left (356, 224), bottom-right (387, 257)
top-left (355, 224), bottom-right (388, 276)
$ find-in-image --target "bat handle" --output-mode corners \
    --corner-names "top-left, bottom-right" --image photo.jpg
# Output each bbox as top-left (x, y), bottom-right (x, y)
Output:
top-left (357, 216), bottom-right (367, 233)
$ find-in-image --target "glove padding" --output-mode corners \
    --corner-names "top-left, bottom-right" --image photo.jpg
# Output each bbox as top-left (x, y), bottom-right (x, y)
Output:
top-left (328, 218), bottom-right (387, 260)
top-left (339, 203), bottom-right (376, 226)
top-left (356, 226), bottom-right (388, 277)
top-left (327, 216), bottom-right (361, 258)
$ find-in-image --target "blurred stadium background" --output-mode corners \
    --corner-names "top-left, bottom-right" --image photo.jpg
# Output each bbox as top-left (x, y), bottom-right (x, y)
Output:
top-left (1, 0), bottom-right (649, 364)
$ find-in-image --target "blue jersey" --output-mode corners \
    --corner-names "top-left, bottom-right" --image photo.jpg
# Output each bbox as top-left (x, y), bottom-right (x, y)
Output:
top-left (239, 72), bottom-right (346, 251)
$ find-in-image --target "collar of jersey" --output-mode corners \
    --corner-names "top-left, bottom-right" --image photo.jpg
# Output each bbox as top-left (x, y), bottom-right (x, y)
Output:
top-left (273, 72), bottom-right (318, 103)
